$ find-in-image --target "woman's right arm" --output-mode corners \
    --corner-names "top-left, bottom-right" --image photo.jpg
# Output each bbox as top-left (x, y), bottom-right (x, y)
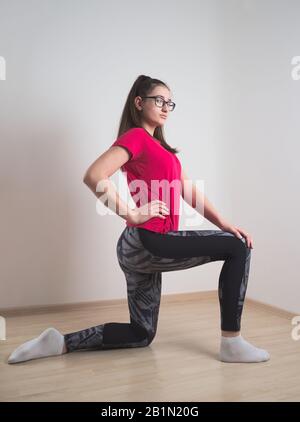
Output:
top-left (83, 146), bottom-right (169, 224)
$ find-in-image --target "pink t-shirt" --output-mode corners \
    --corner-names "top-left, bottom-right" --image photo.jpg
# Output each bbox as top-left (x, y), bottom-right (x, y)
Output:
top-left (111, 127), bottom-right (182, 233)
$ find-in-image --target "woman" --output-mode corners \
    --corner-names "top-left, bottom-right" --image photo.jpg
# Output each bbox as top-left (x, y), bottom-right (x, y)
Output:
top-left (8, 75), bottom-right (270, 364)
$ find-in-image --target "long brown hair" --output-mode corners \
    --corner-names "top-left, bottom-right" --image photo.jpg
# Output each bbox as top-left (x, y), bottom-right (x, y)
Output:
top-left (117, 75), bottom-right (180, 155)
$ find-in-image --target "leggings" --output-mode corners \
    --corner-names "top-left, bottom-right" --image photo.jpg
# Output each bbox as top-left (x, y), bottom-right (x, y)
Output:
top-left (64, 226), bottom-right (251, 353)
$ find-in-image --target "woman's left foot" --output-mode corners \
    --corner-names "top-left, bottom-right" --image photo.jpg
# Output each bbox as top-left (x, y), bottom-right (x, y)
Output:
top-left (220, 334), bottom-right (270, 363)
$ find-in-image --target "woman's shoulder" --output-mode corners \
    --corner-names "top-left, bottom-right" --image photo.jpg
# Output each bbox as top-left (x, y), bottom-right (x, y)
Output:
top-left (124, 127), bottom-right (145, 136)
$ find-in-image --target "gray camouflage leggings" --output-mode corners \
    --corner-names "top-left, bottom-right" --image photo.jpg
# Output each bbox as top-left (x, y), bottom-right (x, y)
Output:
top-left (64, 226), bottom-right (251, 353)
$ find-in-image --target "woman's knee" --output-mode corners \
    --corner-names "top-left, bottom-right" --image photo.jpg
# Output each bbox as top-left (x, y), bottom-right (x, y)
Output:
top-left (238, 236), bottom-right (251, 255)
top-left (145, 330), bottom-right (157, 346)
top-left (131, 321), bottom-right (157, 347)
top-left (230, 235), bottom-right (250, 257)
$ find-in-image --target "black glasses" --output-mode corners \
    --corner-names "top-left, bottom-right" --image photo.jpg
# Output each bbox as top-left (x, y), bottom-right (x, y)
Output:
top-left (141, 96), bottom-right (176, 111)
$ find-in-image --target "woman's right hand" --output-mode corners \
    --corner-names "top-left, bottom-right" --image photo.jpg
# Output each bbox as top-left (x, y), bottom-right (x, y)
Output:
top-left (127, 200), bottom-right (170, 225)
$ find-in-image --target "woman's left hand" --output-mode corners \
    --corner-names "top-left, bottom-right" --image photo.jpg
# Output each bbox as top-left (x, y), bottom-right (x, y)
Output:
top-left (218, 221), bottom-right (254, 249)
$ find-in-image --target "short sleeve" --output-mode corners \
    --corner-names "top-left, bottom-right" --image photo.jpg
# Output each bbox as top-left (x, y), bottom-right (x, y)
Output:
top-left (110, 127), bottom-right (145, 162)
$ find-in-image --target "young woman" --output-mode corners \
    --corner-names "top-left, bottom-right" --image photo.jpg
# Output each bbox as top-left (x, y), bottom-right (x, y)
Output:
top-left (8, 75), bottom-right (270, 364)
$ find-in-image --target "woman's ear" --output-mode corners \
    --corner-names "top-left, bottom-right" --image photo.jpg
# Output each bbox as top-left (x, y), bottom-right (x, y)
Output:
top-left (134, 96), bottom-right (143, 111)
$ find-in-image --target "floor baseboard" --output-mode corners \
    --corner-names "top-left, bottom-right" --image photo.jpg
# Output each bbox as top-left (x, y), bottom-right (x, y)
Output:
top-left (0, 290), bottom-right (296, 319)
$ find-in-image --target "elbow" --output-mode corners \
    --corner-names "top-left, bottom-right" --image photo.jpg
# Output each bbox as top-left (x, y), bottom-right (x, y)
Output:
top-left (83, 170), bottom-right (97, 187)
top-left (83, 172), bottom-right (91, 185)
top-left (83, 171), bottom-right (109, 188)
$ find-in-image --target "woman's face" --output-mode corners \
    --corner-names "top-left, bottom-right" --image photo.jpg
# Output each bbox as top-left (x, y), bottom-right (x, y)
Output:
top-left (135, 85), bottom-right (173, 128)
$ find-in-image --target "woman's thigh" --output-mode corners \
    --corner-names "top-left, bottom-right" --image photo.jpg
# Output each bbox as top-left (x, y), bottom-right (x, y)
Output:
top-left (117, 226), bottom-right (248, 275)
top-left (137, 227), bottom-right (246, 258)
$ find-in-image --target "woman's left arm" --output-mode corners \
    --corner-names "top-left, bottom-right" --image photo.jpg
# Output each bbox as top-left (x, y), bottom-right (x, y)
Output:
top-left (180, 168), bottom-right (254, 249)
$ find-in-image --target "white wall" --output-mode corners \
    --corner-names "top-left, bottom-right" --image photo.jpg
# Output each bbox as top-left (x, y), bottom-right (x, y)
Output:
top-left (213, 0), bottom-right (300, 314)
top-left (0, 0), bottom-right (299, 314)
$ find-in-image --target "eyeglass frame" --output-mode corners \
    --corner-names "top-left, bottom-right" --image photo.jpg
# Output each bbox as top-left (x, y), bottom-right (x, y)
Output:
top-left (140, 95), bottom-right (176, 111)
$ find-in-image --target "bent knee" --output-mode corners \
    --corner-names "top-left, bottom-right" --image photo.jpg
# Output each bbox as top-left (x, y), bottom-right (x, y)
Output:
top-left (132, 322), bottom-right (156, 346)
top-left (230, 235), bottom-right (250, 257)
top-left (144, 332), bottom-right (156, 346)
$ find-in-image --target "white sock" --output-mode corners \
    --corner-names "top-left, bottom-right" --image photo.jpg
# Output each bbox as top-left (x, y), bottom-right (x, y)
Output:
top-left (8, 327), bottom-right (65, 364)
top-left (220, 334), bottom-right (270, 363)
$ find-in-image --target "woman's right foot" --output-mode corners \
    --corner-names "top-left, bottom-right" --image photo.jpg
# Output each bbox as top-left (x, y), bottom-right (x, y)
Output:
top-left (220, 334), bottom-right (270, 363)
top-left (8, 327), bottom-right (65, 364)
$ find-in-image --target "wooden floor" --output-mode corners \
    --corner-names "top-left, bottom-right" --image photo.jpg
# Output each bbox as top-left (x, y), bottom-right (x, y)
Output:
top-left (0, 292), bottom-right (299, 402)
